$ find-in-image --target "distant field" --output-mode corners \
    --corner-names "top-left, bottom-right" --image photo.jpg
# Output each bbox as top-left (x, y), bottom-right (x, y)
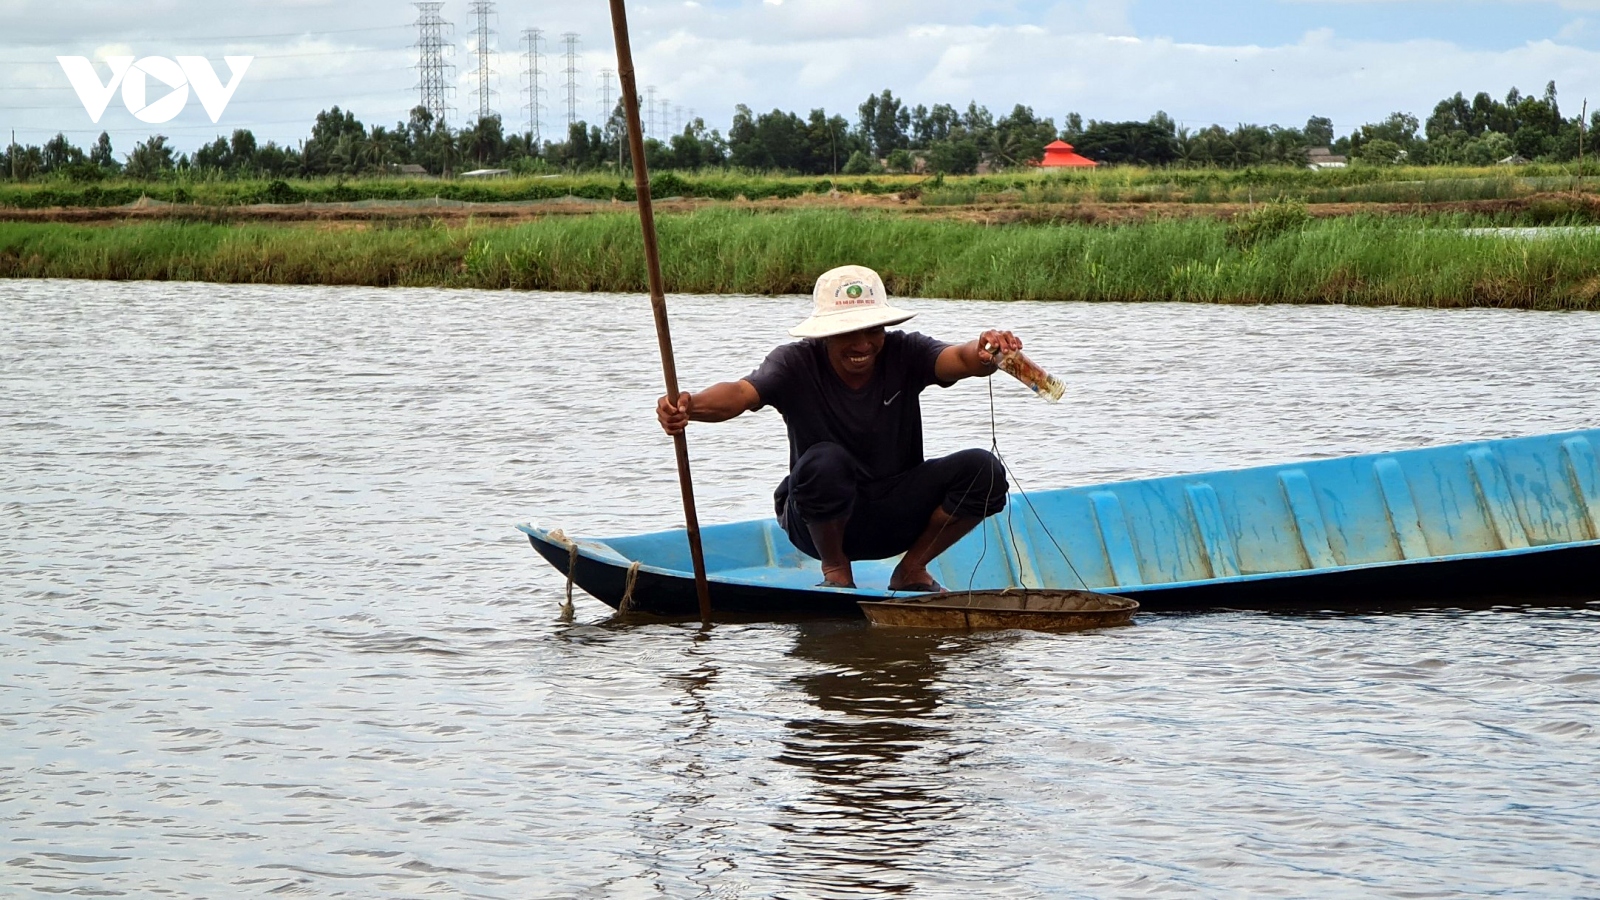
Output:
top-left (4, 207), bottom-right (1598, 309)
top-left (2, 164), bottom-right (1598, 217)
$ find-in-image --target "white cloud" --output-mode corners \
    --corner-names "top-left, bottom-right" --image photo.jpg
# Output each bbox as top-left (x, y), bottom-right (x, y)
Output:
top-left (92, 43), bottom-right (136, 61)
top-left (6, 0), bottom-right (1600, 151)
top-left (1286, 0), bottom-right (1600, 6)
top-left (622, 20), bottom-right (1600, 135)
top-left (1558, 15), bottom-right (1594, 38)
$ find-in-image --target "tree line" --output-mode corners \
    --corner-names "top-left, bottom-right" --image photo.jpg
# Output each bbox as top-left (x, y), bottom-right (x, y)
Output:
top-left (2, 81), bottom-right (1591, 181)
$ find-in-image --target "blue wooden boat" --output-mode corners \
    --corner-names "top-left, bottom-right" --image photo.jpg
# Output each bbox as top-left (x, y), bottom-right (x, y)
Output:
top-left (520, 428), bottom-right (1600, 616)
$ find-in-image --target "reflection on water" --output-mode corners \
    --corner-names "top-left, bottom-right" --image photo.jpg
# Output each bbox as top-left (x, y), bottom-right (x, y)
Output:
top-left (775, 623), bottom-right (960, 896)
top-left (640, 635), bottom-right (731, 894)
top-left (3, 279), bottom-right (1600, 897)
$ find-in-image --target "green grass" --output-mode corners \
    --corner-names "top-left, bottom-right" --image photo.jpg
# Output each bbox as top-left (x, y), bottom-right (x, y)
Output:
top-left (4, 163), bottom-right (1598, 211)
top-left (921, 165), bottom-right (1600, 208)
top-left (0, 171), bottom-right (922, 210)
top-left (3, 208), bottom-right (1599, 308)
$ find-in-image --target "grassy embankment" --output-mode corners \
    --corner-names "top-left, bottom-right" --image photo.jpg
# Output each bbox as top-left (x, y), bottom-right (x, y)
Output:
top-left (919, 163), bottom-right (1600, 208)
top-left (3, 163), bottom-right (1599, 210)
top-left (4, 207), bottom-right (1598, 308)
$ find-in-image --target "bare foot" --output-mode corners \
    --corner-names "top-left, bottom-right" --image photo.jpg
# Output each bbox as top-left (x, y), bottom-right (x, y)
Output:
top-left (821, 561), bottom-right (855, 589)
top-left (888, 565), bottom-right (945, 593)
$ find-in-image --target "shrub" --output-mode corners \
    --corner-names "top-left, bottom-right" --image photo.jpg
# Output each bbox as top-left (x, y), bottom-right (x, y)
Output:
top-left (842, 150), bottom-right (881, 175)
top-left (255, 180), bottom-right (300, 204)
top-left (926, 140), bottom-right (980, 175)
top-left (1226, 198), bottom-right (1310, 249)
top-left (1356, 139), bottom-right (1406, 167)
top-left (651, 171), bottom-right (691, 198)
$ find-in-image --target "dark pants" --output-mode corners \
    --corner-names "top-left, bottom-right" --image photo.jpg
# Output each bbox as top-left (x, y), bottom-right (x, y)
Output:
top-left (776, 442), bottom-right (1008, 561)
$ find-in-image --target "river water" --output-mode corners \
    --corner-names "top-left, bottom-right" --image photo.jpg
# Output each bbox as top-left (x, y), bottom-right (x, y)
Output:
top-left (3, 279), bottom-right (1598, 897)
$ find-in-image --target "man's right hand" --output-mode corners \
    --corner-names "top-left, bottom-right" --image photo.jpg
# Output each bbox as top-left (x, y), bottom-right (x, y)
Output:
top-left (657, 391), bottom-right (692, 436)
top-left (655, 380), bottom-right (761, 434)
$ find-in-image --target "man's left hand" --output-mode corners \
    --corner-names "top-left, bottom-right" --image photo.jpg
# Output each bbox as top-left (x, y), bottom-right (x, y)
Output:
top-left (976, 329), bottom-right (1023, 372)
top-left (935, 329), bottom-right (1026, 382)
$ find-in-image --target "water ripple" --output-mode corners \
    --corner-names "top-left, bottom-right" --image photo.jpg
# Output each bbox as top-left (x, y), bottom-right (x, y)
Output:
top-left (2, 280), bottom-right (1598, 897)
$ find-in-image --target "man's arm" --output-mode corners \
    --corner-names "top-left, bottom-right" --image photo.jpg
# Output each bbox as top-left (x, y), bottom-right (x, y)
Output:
top-left (656, 379), bottom-right (762, 436)
top-left (935, 329), bottom-right (1024, 383)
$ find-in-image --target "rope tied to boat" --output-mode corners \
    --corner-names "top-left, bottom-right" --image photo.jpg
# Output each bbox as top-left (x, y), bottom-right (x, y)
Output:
top-left (549, 528), bottom-right (577, 613)
top-left (620, 561), bottom-right (642, 613)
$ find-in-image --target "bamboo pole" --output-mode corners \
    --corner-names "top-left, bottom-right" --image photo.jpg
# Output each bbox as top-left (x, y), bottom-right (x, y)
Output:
top-left (608, 0), bottom-right (713, 625)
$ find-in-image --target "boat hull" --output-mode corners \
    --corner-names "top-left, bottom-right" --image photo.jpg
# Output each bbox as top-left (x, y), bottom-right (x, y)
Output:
top-left (523, 428), bottom-right (1600, 617)
top-left (527, 528), bottom-right (868, 617)
top-left (528, 528), bottom-right (1600, 617)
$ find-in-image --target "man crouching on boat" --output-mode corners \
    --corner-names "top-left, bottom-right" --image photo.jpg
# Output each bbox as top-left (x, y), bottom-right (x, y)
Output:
top-left (656, 264), bottom-right (1017, 593)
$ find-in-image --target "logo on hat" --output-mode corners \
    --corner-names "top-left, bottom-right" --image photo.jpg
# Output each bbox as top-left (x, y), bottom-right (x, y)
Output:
top-left (846, 285), bottom-right (863, 299)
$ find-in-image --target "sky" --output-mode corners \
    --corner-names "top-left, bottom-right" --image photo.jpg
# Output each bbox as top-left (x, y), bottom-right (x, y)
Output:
top-left (4, 0), bottom-right (1600, 154)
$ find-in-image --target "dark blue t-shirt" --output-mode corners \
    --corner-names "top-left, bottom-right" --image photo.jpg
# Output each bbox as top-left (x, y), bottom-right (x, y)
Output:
top-left (744, 330), bottom-right (952, 482)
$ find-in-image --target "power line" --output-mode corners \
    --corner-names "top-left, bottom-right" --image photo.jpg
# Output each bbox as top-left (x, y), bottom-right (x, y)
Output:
top-left (468, 0), bottom-right (496, 122)
top-left (203, 46), bottom-right (404, 60)
top-left (22, 65), bottom-right (420, 91)
top-left (0, 46), bottom-right (403, 66)
top-left (1, 24), bottom-right (413, 48)
top-left (4, 116), bottom-right (339, 136)
top-left (413, 1), bottom-right (454, 126)
top-left (645, 84), bottom-right (657, 138)
top-left (0, 88), bottom-right (415, 111)
top-left (522, 28), bottom-right (545, 142)
top-left (185, 24), bottom-right (415, 42)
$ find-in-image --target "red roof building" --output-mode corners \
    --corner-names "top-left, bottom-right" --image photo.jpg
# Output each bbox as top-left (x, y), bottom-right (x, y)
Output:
top-left (1041, 140), bottom-right (1097, 168)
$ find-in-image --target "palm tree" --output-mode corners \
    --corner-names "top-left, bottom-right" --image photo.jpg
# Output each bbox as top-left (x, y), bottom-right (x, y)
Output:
top-left (1176, 127), bottom-right (1210, 167)
top-left (990, 129), bottom-right (1025, 168)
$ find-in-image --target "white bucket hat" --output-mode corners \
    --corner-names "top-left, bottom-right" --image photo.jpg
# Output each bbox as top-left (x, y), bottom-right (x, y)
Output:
top-left (790, 265), bottom-right (916, 338)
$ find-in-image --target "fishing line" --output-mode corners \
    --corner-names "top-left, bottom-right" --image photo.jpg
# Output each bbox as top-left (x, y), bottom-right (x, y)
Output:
top-left (901, 448), bottom-right (990, 595)
top-left (957, 453), bottom-right (992, 595)
top-left (897, 350), bottom-right (1090, 595)
top-left (981, 377), bottom-right (1028, 587)
top-left (981, 375), bottom-right (1091, 590)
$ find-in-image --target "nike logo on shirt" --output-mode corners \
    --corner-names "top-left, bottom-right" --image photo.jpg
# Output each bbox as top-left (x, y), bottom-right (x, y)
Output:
top-left (883, 391), bottom-right (901, 406)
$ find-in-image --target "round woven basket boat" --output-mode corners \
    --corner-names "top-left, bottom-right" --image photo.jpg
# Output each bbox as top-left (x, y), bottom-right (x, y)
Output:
top-left (858, 589), bottom-right (1139, 632)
